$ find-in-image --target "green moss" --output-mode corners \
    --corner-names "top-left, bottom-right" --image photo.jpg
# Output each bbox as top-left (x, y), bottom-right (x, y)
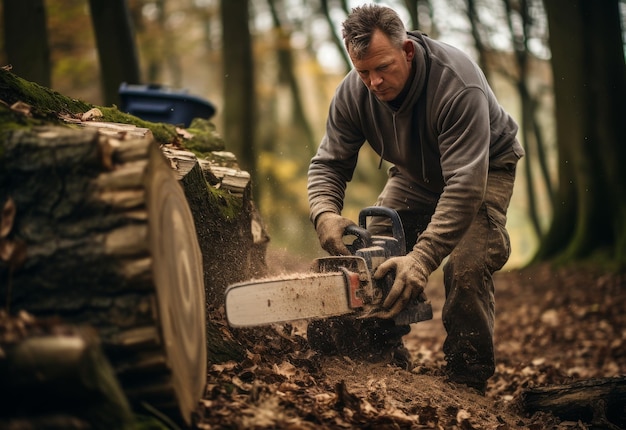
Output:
top-left (0, 102), bottom-right (44, 129)
top-left (0, 70), bottom-right (185, 145)
top-left (0, 69), bottom-right (233, 216)
top-left (98, 106), bottom-right (179, 144)
top-left (204, 178), bottom-right (242, 221)
top-left (0, 69), bottom-right (91, 118)
top-left (183, 118), bottom-right (225, 156)
top-left (0, 102), bottom-right (53, 159)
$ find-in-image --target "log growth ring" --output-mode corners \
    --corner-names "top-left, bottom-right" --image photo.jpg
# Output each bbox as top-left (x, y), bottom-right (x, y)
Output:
top-left (146, 143), bottom-right (207, 424)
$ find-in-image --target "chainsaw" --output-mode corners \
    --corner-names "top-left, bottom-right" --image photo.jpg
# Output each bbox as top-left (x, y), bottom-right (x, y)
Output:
top-left (224, 206), bottom-right (433, 328)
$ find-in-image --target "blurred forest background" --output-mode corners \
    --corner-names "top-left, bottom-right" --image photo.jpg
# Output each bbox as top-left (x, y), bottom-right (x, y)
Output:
top-left (1, 0), bottom-right (625, 269)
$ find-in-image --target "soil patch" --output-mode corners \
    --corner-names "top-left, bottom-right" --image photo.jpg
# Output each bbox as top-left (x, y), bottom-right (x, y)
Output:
top-left (195, 250), bottom-right (626, 429)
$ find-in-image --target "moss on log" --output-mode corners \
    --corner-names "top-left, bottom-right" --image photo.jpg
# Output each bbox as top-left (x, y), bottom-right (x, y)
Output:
top-left (0, 69), bottom-right (175, 144)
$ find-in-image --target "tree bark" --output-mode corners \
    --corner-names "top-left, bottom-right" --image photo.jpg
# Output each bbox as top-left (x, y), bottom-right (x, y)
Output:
top-left (0, 126), bottom-right (205, 425)
top-left (0, 312), bottom-right (135, 430)
top-left (1, 0), bottom-right (51, 87)
top-left (537, 0), bottom-right (626, 264)
top-left (267, 0), bottom-right (317, 159)
top-left (88, 0), bottom-right (141, 106)
top-left (162, 146), bottom-right (269, 308)
top-left (220, 0), bottom-right (256, 175)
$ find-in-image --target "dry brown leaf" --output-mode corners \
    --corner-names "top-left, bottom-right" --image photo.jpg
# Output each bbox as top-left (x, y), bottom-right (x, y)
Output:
top-left (10, 101), bottom-right (31, 116)
top-left (231, 375), bottom-right (252, 392)
top-left (0, 237), bottom-right (26, 267)
top-left (176, 127), bottom-right (194, 139)
top-left (0, 238), bottom-right (15, 261)
top-left (210, 361), bottom-right (238, 373)
top-left (1, 197), bottom-right (16, 238)
top-left (277, 381), bottom-right (300, 392)
top-left (81, 107), bottom-right (103, 121)
top-left (58, 112), bottom-right (81, 123)
top-left (273, 361), bottom-right (297, 379)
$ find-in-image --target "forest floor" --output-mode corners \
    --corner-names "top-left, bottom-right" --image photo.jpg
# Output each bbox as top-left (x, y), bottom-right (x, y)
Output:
top-left (194, 249), bottom-right (626, 430)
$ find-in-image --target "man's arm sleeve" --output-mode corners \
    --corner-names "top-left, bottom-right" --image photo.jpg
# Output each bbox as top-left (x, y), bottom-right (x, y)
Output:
top-left (412, 87), bottom-right (491, 271)
top-left (307, 96), bottom-right (365, 224)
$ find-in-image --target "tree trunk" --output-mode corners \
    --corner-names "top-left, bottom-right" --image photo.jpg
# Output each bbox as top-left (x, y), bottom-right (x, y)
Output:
top-left (320, 0), bottom-right (352, 73)
top-left (220, 0), bottom-right (256, 175)
top-left (0, 126), bottom-right (205, 425)
top-left (521, 377), bottom-right (626, 429)
top-left (267, 0), bottom-right (317, 159)
top-left (88, 0), bottom-right (141, 106)
top-left (536, 0), bottom-right (626, 264)
top-left (1, 0), bottom-right (51, 87)
top-left (162, 146), bottom-right (269, 308)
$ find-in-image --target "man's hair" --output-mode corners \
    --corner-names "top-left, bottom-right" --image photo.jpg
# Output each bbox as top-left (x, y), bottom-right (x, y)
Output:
top-left (342, 4), bottom-right (407, 59)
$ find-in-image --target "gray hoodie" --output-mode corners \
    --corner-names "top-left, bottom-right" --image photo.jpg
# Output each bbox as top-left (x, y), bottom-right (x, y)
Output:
top-left (308, 32), bottom-right (524, 269)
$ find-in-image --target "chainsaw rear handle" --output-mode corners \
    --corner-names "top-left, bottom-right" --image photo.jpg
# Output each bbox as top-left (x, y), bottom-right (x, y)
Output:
top-left (342, 207), bottom-right (406, 256)
top-left (343, 225), bottom-right (372, 253)
top-left (348, 206), bottom-right (406, 257)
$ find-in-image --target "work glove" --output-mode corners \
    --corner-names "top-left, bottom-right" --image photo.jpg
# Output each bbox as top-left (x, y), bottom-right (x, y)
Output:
top-left (315, 212), bottom-right (357, 256)
top-left (371, 251), bottom-right (433, 319)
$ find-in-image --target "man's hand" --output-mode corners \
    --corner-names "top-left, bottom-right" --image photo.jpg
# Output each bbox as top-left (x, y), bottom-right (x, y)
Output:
top-left (315, 212), bottom-right (357, 256)
top-left (371, 253), bottom-right (430, 318)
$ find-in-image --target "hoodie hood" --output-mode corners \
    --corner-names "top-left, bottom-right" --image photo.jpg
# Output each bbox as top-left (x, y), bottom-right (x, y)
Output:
top-left (370, 33), bottom-right (431, 179)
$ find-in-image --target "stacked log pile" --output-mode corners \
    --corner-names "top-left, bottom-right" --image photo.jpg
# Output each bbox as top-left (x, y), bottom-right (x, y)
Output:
top-left (0, 116), bottom-right (267, 426)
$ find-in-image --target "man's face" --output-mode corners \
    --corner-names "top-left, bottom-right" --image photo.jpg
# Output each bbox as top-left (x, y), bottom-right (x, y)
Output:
top-left (349, 30), bottom-right (414, 102)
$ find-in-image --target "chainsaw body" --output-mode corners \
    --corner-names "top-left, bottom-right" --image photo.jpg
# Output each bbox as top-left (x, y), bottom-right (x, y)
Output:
top-left (225, 206), bottom-right (433, 327)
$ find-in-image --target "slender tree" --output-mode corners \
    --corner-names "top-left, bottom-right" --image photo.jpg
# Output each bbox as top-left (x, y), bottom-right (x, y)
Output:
top-left (320, 0), bottom-right (352, 72)
top-left (502, 0), bottom-right (553, 239)
top-left (88, 0), bottom-right (141, 106)
top-left (221, 0), bottom-right (256, 174)
top-left (464, 0), bottom-right (492, 82)
top-left (156, 0), bottom-right (183, 87)
top-left (2, 0), bottom-right (50, 87)
top-left (267, 0), bottom-right (317, 156)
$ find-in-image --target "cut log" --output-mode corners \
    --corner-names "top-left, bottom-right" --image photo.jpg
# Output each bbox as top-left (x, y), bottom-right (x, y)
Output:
top-left (0, 126), bottom-right (206, 425)
top-left (521, 377), bottom-right (626, 429)
top-left (160, 145), bottom-right (270, 365)
top-left (162, 146), bottom-right (269, 308)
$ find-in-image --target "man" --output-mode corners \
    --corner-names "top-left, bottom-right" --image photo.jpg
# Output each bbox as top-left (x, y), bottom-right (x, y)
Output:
top-left (307, 4), bottom-right (524, 394)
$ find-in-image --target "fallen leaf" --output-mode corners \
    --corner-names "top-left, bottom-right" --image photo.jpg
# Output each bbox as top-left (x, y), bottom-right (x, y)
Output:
top-left (274, 361), bottom-right (297, 379)
top-left (176, 127), bottom-right (194, 139)
top-left (81, 107), bottom-right (103, 121)
top-left (0, 238), bottom-right (15, 261)
top-left (1, 197), bottom-right (16, 238)
top-left (10, 101), bottom-right (31, 116)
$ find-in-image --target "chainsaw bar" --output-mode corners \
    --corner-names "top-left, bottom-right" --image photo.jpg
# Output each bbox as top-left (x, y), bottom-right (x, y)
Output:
top-left (225, 272), bottom-right (359, 327)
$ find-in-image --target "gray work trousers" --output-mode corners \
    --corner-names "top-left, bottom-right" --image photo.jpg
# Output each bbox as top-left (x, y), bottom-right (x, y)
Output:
top-left (368, 165), bottom-right (516, 383)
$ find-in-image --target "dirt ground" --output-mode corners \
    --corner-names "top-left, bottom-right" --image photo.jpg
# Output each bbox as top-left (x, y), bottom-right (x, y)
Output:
top-left (194, 250), bottom-right (626, 430)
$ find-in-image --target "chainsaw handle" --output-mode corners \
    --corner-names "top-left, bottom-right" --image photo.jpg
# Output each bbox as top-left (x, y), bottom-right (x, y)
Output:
top-left (357, 206), bottom-right (406, 257)
top-left (343, 225), bottom-right (372, 254)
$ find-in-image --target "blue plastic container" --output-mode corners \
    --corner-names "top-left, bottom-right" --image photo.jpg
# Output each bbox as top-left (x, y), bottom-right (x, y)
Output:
top-left (119, 83), bottom-right (216, 127)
